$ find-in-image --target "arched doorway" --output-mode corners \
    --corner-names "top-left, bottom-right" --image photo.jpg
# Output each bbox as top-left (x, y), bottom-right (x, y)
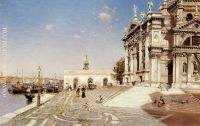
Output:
top-left (103, 78), bottom-right (108, 86)
top-left (88, 78), bottom-right (93, 84)
top-left (168, 62), bottom-right (173, 87)
top-left (73, 78), bottom-right (78, 89)
top-left (182, 36), bottom-right (200, 75)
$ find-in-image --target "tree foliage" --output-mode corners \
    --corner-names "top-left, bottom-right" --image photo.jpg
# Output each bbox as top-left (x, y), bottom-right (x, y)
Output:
top-left (113, 57), bottom-right (125, 84)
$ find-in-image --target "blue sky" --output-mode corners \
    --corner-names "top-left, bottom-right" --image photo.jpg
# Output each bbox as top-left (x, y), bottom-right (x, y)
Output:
top-left (0, 0), bottom-right (162, 78)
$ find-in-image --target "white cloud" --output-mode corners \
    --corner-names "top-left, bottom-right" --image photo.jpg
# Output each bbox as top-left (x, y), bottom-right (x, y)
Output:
top-left (98, 12), bottom-right (112, 23)
top-left (73, 34), bottom-right (81, 39)
top-left (107, 25), bottom-right (113, 32)
top-left (81, 30), bottom-right (85, 33)
top-left (45, 24), bottom-right (54, 31)
top-left (98, 6), bottom-right (116, 23)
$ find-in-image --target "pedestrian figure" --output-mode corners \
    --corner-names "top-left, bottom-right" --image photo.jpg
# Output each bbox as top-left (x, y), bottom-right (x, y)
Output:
top-left (158, 96), bottom-right (165, 107)
top-left (69, 85), bottom-right (72, 91)
top-left (81, 86), bottom-right (86, 98)
top-left (76, 87), bottom-right (80, 97)
top-left (99, 95), bottom-right (103, 103)
top-left (26, 86), bottom-right (31, 93)
top-left (84, 102), bottom-right (88, 109)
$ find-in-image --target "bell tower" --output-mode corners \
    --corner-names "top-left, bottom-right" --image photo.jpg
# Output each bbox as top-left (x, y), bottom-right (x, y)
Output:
top-left (83, 55), bottom-right (89, 70)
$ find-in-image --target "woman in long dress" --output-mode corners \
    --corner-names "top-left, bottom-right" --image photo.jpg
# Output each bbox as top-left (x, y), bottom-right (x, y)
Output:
top-left (81, 86), bottom-right (86, 98)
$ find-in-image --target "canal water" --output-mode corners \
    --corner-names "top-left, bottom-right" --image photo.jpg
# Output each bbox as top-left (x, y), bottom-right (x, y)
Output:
top-left (0, 84), bottom-right (27, 116)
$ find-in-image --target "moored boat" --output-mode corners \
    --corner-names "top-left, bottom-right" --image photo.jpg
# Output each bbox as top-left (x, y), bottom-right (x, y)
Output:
top-left (24, 93), bottom-right (35, 102)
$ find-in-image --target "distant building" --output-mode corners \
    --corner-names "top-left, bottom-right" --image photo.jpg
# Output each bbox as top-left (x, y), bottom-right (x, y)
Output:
top-left (64, 56), bottom-right (114, 89)
top-left (0, 27), bottom-right (8, 76)
top-left (123, 0), bottom-right (200, 87)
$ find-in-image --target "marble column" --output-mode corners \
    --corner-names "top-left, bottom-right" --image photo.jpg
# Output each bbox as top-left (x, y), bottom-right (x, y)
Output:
top-left (124, 49), bottom-right (128, 73)
top-left (129, 52), bottom-right (134, 82)
top-left (187, 54), bottom-right (193, 84)
top-left (139, 42), bottom-right (142, 70)
top-left (174, 55), bottom-right (181, 88)
top-left (130, 53), bottom-right (134, 73)
top-left (133, 53), bottom-right (137, 82)
top-left (145, 40), bottom-right (150, 82)
top-left (157, 57), bottom-right (161, 85)
top-left (150, 54), bottom-right (160, 86)
top-left (172, 55), bottom-right (176, 87)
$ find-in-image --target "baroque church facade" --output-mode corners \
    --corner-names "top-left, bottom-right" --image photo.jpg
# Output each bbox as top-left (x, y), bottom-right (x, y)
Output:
top-left (123, 0), bottom-right (200, 88)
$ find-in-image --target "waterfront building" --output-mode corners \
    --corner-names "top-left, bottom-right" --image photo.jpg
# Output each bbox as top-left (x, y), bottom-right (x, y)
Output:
top-left (64, 56), bottom-right (114, 89)
top-left (123, 0), bottom-right (200, 87)
top-left (0, 28), bottom-right (8, 76)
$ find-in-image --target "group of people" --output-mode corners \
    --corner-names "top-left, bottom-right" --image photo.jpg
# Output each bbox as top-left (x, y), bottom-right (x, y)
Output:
top-left (68, 84), bottom-right (104, 104)
top-left (76, 86), bottom-right (86, 98)
top-left (153, 96), bottom-right (165, 107)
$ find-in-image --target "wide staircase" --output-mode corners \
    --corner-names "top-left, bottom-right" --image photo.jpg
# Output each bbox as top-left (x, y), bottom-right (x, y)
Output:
top-left (103, 86), bottom-right (160, 108)
top-left (85, 86), bottom-right (130, 107)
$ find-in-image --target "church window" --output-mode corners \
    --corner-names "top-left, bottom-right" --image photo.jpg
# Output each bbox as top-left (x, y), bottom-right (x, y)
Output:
top-left (186, 13), bottom-right (193, 21)
top-left (183, 62), bottom-right (187, 73)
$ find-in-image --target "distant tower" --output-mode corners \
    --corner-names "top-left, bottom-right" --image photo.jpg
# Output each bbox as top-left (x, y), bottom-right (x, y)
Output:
top-left (83, 55), bottom-right (89, 70)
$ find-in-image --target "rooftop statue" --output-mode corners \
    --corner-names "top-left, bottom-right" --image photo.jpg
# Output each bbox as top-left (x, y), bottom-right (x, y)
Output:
top-left (133, 4), bottom-right (137, 17)
top-left (132, 4), bottom-right (139, 23)
top-left (147, 0), bottom-right (153, 13)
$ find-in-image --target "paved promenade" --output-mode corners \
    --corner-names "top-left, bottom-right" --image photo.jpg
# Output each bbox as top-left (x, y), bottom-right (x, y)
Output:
top-left (1, 87), bottom-right (165, 126)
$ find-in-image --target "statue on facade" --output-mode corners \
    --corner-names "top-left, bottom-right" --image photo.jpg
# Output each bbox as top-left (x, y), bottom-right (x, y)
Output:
top-left (133, 4), bottom-right (137, 16)
top-left (83, 55), bottom-right (89, 70)
top-left (140, 12), bottom-right (146, 21)
top-left (147, 0), bottom-right (153, 13)
top-left (163, 0), bottom-right (167, 5)
top-left (132, 4), bottom-right (138, 23)
top-left (194, 5), bottom-right (199, 18)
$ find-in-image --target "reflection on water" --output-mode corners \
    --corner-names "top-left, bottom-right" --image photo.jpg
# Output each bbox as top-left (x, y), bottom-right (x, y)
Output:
top-left (0, 84), bottom-right (28, 116)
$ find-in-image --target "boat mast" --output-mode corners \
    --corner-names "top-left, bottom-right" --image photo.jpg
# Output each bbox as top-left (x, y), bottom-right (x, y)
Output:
top-left (22, 68), bottom-right (24, 83)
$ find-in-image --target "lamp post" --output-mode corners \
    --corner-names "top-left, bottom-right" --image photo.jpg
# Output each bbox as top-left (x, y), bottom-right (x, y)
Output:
top-left (37, 66), bottom-right (42, 107)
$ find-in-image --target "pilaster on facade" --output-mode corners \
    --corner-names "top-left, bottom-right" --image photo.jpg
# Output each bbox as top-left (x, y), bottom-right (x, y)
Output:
top-left (130, 53), bottom-right (134, 74)
top-left (172, 53), bottom-right (182, 88)
top-left (187, 54), bottom-right (193, 84)
top-left (176, 3), bottom-right (184, 27)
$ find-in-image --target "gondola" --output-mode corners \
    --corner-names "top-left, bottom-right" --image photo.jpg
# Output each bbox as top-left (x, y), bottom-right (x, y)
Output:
top-left (8, 85), bottom-right (23, 94)
top-left (24, 93), bottom-right (35, 102)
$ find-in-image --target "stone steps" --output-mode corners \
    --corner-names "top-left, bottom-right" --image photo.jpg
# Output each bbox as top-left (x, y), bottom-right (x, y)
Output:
top-left (86, 86), bottom-right (129, 103)
top-left (104, 86), bottom-right (160, 108)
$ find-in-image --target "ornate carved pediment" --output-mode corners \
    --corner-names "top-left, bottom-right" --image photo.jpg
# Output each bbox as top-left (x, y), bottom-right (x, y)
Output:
top-left (173, 19), bottom-right (200, 33)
